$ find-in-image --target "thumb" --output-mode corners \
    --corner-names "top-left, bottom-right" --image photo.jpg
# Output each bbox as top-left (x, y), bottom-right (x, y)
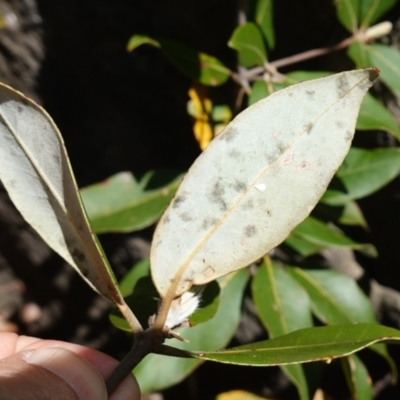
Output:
top-left (0, 347), bottom-right (107, 400)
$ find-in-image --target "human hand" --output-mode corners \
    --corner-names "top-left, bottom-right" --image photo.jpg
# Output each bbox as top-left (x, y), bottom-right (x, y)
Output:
top-left (0, 332), bottom-right (140, 400)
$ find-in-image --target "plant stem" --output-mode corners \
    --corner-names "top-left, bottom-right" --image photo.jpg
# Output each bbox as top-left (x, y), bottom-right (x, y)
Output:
top-left (117, 300), bottom-right (143, 336)
top-left (105, 329), bottom-right (164, 395)
top-left (245, 35), bottom-right (356, 81)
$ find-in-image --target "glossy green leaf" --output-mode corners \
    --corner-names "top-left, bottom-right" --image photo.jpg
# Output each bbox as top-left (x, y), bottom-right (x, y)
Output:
top-left (255, 0), bottom-right (275, 48)
top-left (322, 147), bottom-right (400, 205)
top-left (341, 355), bottom-right (373, 400)
top-left (289, 267), bottom-right (395, 377)
top-left (127, 35), bottom-right (230, 86)
top-left (335, 0), bottom-right (359, 32)
top-left (0, 83), bottom-right (123, 304)
top-left (191, 324), bottom-right (400, 365)
top-left (284, 234), bottom-right (324, 257)
top-left (228, 22), bottom-right (267, 67)
top-left (151, 69), bottom-right (379, 300)
top-left (348, 41), bottom-right (371, 69)
top-left (359, 0), bottom-right (396, 27)
top-left (285, 216), bottom-right (376, 257)
top-left (287, 268), bottom-right (376, 325)
top-left (357, 93), bottom-right (400, 140)
top-left (134, 270), bottom-right (248, 393)
top-left (366, 44), bottom-right (400, 97)
top-left (252, 261), bottom-right (312, 400)
top-left (80, 170), bottom-right (182, 233)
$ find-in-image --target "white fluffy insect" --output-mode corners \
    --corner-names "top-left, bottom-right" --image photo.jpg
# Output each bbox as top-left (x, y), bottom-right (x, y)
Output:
top-left (165, 289), bottom-right (202, 330)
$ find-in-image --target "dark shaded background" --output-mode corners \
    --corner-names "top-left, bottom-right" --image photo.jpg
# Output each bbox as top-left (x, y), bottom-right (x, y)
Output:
top-left (1, 0), bottom-right (400, 398)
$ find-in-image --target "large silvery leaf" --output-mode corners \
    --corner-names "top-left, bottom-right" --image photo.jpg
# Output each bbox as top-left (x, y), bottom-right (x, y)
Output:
top-left (151, 68), bottom-right (379, 299)
top-left (0, 83), bottom-right (123, 304)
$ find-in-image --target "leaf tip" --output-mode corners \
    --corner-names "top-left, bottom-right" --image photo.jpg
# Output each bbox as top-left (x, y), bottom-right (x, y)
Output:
top-left (366, 67), bottom-right (380, 82)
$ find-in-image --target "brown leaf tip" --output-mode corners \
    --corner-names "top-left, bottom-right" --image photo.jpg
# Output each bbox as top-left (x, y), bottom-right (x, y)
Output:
top-left (366, 67), bottom-right (380, 82)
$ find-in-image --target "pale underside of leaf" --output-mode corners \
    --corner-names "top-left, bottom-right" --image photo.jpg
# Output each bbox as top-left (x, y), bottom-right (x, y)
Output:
top-left (0, 83), bottom-right (123, 304)
top-left (150, 69), bottom-right (378, 298)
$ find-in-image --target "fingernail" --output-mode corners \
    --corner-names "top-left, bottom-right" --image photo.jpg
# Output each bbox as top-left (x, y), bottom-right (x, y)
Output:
top-left (24, 347), bottom-right (107, 400)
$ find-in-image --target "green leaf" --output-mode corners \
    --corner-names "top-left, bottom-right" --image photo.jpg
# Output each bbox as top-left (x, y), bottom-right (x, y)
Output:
top-left (289, 267), bottom-right (397, 378)
top-left (253, 262), bottom-right (313, 336)
top-left (111, 275), bottom-right (159, 331)
top-left (228, 22), bottom-right (267, 67)
top-left (127, 35), bottom-right (230, 86)
top-left (366, 44), bottom-right (400, 97)
top-left (359, 0), bottom-right (396, 27)
top-left (126, 34), bottom-right (160, 50)
top-left (80, 170), bottom-right (183, 233)
top-left (285, 216), bottom-right (377, 257)
top-left (134, 269), bottom-right (248, 393)
top-left (357, 93), bottom-right (400, 141)
top-left (248, 80), bottom-right (269, 106)
top-left (341, 355), bottom-right (373, 400)
top-left (189, 281), bottom-right (220, 326)
top-left (335, 0), bottom-right (359, 32)
top-left (348, 41), bottom-right (371, 69)
top-left (191, 324), bottom-right (400, 366)
top-left (322, 147), bottom-right (400, 205)
top-left (151, 69), bottom-right (379, 299)
top-left (287, 268), bottom-right (377, 325)
top-left (119, 258), bottom-right (150, 298)
top-left (0, 83), bottom-right (123, 304)
top-left (252, 261), bottom-right (312, 400)
top-left (284, 234), bottom-right (324, 257)
top-left (338, 201), bottom-right (368, 228)
top-left (255, 0), bottom-right (275, 49)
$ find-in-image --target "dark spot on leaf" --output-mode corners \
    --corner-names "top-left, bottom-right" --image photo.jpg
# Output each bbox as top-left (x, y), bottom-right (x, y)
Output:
top-left (162, 215), bottom-right (170, 225)
top-left (72, 248), bottom-right (86, 264)
top-left (336, 75), bottom-right (350, 95)
top-left (266, 209), bottom-right (271, 216)
top-left (335, 121), bottom-right (344, 129)
top-left (17, 105), bottom-right (23, 113)
top-left (277, 142), bottom-right (285, 153)
top-left (242, 198), bottom-right (254, 210)
top-left (305, 90), bottom-right (315, 97)
top-left (208, 181), bottom-right (227, 211)
top-left (228, 149), bottom-right (241, 159)
top-left (221, 127), bottom-right (239, 142)
top-left (244, 225), bottom-right (257, 238)
top-left (201, 217), bottom-right (218, 230)
top-left (305, 123), bottom-right (313, 134)
top-left (180, 212), bottom-right (192, 222)
top-left (172, 194), bottom-right (186, 209)
top-left (233, 180), bottom-right (246, 192)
